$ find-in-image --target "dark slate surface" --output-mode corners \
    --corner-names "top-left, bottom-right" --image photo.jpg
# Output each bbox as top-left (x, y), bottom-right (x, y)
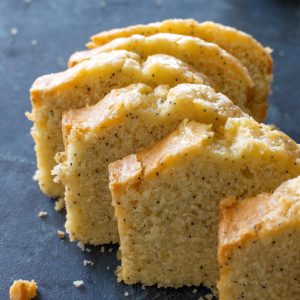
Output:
top-left (0, 0), bottom-right (299, 299)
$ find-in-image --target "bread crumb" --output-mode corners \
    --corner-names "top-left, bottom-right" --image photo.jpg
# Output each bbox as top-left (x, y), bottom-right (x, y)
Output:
top-left (77, 241), bottom-right (85, 251)
top-left (141, 285), bottom-right (146, 290)
top-left (106, 266), bottom-right (110, 270)
top-left (57, 230), bottom-right (65, 239)
top-left (100, 246), bottom-right (105, 253)
top-left (9, 280), bottom-right (37, 300)
top-left (54, 197), bottom-right (65, 211)
top-left (205, 294), bottom-right (214, 300)
top-left (85, 248), bottom-right (91, 252)
top-left (192, 288), bottom-right (198, 293)
top-left (38, 211), bottom-right (47, 218)
top-left (32, 171), bottom-right (38, 181)
top-left (31, 40), bottom-right (37, 47)
top-left (10, 27), bottom-right (18, 36)
top-left (279, 50), bottom-right (285, 57)
top-left (198, 297), bottom-right (205, 300)
top-left (108, 248), bottom-right (113, 252)
top-left (124, 291), bottom-right (129, 297)
top-left (83, 259), bottom-right (94, 266)
top-left (73, 280), bottom-right (84, 288)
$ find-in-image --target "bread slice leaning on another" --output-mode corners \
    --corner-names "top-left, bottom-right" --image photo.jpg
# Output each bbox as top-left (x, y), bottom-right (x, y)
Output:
top-left (218, 176), bottom-right (300, 300)
top-left (68, 33), bottom-right (258, 120)
top-left (27, 50), bottom-right (210, 197)
top-left (86, 19), bottom-right (272, 121)
top-left (108, 118), bottom-right (300, 291)
top-left (53, 83), bottom-right (246, 245)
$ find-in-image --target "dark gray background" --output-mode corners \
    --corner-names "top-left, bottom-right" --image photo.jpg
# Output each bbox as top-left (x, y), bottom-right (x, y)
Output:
top-left (0, 0), bottom-right (299, 299)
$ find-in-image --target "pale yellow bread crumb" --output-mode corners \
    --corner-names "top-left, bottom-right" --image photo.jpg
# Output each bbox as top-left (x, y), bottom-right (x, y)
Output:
top-left (28, 50), bottom-right (210, 197)
top-left (38, 211), bottom-right (47, 218)
top-left (54, 83), bottom-right (246, 245)
top-left (85, 19), bottom-right (272, 121)
top-left (73, 280), bottom-right (84, 288)
top-left (54, 197), bottom-right (65, 211)
top-left (218, 176), bottom-right (300, 299)
top-left (69, 33), bottom-right (257, 121)
top-left (57, 230), bottom-right (65, 239)
top-left (108, 119), bottom-right (300, 289)
top-left (9, 280), bottom-right (37, 300)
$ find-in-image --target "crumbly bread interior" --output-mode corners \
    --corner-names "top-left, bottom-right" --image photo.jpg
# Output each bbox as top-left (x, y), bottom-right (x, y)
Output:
top-left (54, 83), bottom-right (245, 245)
top-left (28, 50), bottom-right (209, 197)
top-left (108, 119), bottom-right (300, 290)
top-left (218, 177), bottom-right (300, 299)
top-left (87, 19), bottom-right (272, 120)
top-left (68, 33), bottom-right (257, 120)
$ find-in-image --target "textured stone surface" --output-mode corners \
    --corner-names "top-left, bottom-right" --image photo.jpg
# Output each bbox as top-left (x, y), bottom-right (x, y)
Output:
top-left (0, 0), bottom-right (299, 299)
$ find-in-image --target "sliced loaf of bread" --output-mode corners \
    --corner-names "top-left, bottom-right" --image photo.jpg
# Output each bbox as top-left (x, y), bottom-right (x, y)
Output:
top-left (54, 83), bottom-right (245, 245)
top-left (68, 34), bottom-right (257, 120)
top-left (28, 50), bottom-right (209, 197)
top-left (218, 176), bottom-right (300, 299)
top-left (108, 119), bottom-right (300, 290)
top-left (87, 19), bottom-right (272, 120)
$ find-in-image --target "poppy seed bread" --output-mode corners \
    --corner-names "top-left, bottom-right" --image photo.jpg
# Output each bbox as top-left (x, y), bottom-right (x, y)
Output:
top-left (54, 83), bottom-right (246, 245)
top-left (218, 176), bottom-right (300, 299)
top-left (68, 33), bottom-right (257, 120)
top-left (108, 118), bottom-right (300, 290)
top-left (28, 50), bottom-right (210, 197)
top-left (87, 19), bottom-right (272, 120)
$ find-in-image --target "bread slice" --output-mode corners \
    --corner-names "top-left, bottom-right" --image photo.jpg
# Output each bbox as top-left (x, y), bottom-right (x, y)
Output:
top-left (68, 33), bottom-right (258, 120)
top-left (87, 19), bottom-right (272, 120)
top-left (108, 118), bottom-right (300, 290)
top-left (28, 50), bottom-right (210, 197)
top-left (218, 177), bottom-right (300, 299)
top-left (54, 83), bottom-right (246, 245)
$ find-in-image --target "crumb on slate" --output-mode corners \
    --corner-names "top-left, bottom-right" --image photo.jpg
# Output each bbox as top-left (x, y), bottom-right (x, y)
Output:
top-left (192, 288), bottom-right (198, 293)
top-left (77, 241), bottom-right (85, 251)
top-left (83, 259), bottom-right (94, 266)
top-left (57, 230), bottom-right (65, 239)
top-left (73, 280), bottom-right (84, 288)
top-left (10, 27), bottom-right (18, 36)
top-left (9, 279), bottom-right (37, 300)
top-left (54, 197), bottom-right (65, 211)
top-left (31, 39), bottom-right (38, 46)
top-left (124, 291), bottom-right (129, 297)
top-left (38, 211), bottom-right (48, 218)
top-left (32, 171), bottom-right (38, 181)
top-left (100, 246), bottom-right (105, 253)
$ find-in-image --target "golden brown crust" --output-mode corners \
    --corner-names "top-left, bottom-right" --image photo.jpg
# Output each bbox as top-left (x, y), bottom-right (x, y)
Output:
top-left (109, 154), bottom-right (143, 201)
top-left (86, 19), bottom-right (272, 121)
top-left (30, 50), bottom-right (140, 94)
top-left (137, 121), bottom-right (213, 178)
top-left (9, 280), bottom-right (37, 300)
top-left (68, 33), bottom-right (257, 119)
top-left (218, 176), bottom-right (300, 266)
top-left (109, 120), bottom-right (213, 185)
